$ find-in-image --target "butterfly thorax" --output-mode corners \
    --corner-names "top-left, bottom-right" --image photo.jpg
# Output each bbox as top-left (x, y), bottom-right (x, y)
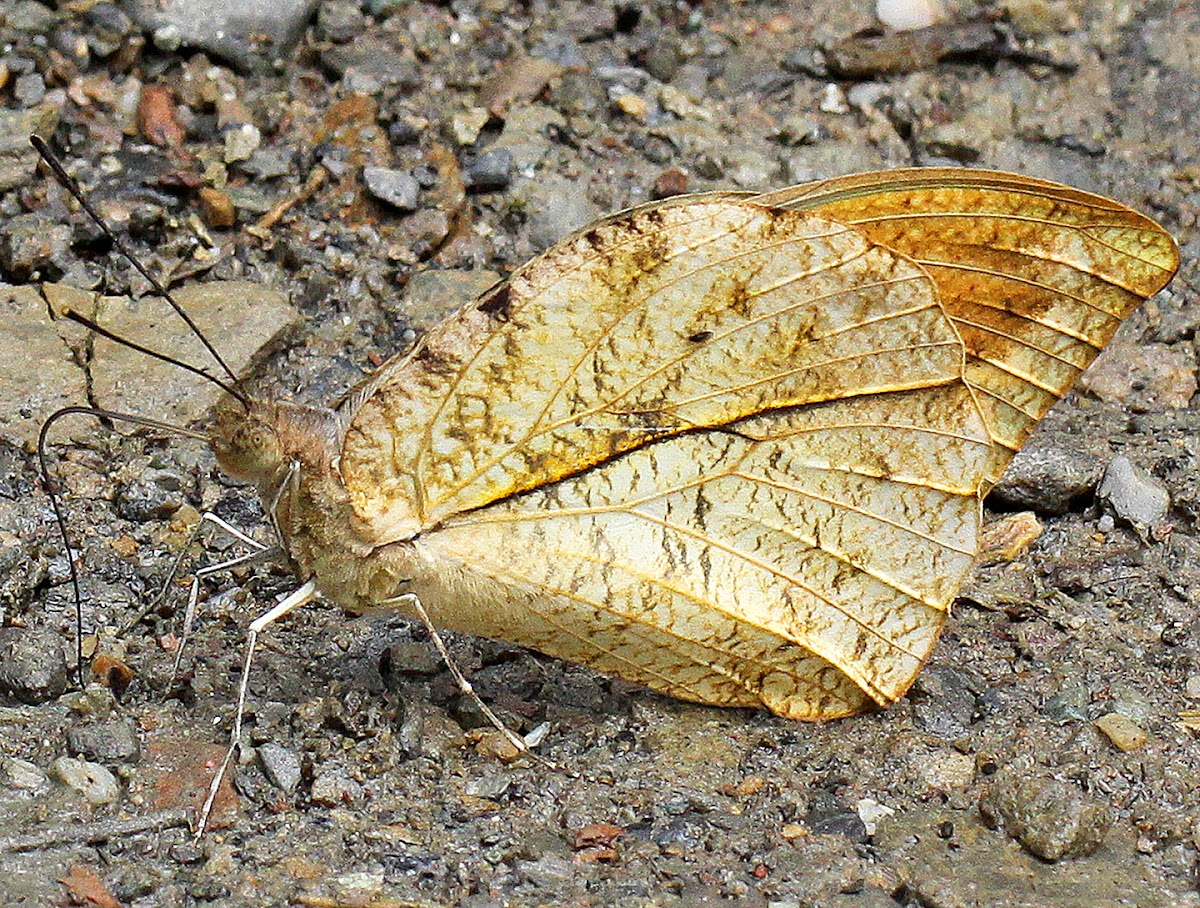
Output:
top-left (207, 397), bottom-right (424, 612)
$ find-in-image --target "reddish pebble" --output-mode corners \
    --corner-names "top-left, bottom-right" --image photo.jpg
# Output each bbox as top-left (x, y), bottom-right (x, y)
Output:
top-left (138, 84), bottom-right (185, 147)
top-left (652, 167), bottom-right (689, 199)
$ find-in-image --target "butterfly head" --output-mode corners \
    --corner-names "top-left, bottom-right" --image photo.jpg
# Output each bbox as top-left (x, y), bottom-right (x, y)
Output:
top-left (208, 396), bottom-right (343, 487)
top-left (208, 398), bottom-right (286, 484)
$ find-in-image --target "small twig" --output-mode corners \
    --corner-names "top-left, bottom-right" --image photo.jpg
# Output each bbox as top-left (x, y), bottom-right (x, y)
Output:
top-left (0, 809), bottom-right (190, 853)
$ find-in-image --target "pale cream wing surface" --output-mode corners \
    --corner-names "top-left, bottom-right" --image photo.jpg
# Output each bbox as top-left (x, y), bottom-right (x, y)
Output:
top-left (755, 169), bottom-right (1181, 486)
top-left (342, 199), bottom-right (969, 544)
top-left (412, 384), bottom-right (991, 717)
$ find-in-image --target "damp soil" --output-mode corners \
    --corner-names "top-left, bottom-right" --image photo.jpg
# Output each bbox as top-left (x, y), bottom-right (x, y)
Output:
top-left (2, 2), bottom-right (1200, 906)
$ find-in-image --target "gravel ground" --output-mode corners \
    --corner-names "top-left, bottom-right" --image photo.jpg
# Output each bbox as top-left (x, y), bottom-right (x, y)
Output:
top-left (2, 1), bottom-right (1200, 906)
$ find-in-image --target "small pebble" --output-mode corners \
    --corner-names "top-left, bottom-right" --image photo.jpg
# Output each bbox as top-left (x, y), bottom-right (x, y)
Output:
top-left (0, 756), bottom-right (51, 796)
top-left (652, 167), bottom-right (689, 199)
top-left (819, 83), bottom-right (849, 114)
top-left (1096, 455), bottom-right (1170, 527)
top-left (917, 749), bottom-right (976, 791)
top-left (805, 792), bottom-right (869, 843)
top-left (1185, 675), bottom-right (1200, 700)
top-left (49, 755), bottom-right (121, 805)
top-left (876, 0), bottom-right (945, 31)
top-left (311, 768), bottom-right (362, 806)
top-left (614, 92), bottom-right (649, 120)
top-left (152, 24), bottom-right (183, 52)
top-left (0, 626), bottom-right (69, 704)
top-left (449, 107), bottom-right (491, 147)
top-left (198, 187), bottom-right (236, 228)
top-left (1095, 713), bottom-right (1149, 752)
top-left (223, 123), bottom-right (261, 163)
top-left (518, 855), bottom-right (576, 888)
top-left (363, 166), bottom-right (421, 212)
top-left (0, 214), bottom-right (74, 282)
top-left (977, 511), bottom-right (1043, 564)
top-left (979, 771), bottom-right (1112, 860)
top-left (258, 742), bottom-right (302, 794)
top-left (14, 72), bottom-right (46, 106)
top-left (66, 719), bottom-right (141, 762)
top-left (465, 149), bottom-right (513, 192)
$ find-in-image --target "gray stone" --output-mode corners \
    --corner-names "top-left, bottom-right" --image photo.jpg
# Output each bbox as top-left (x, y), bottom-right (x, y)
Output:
top-left (315, 0), bottom-right (366, 43)
top-left (491, 106), bottom-right (566, 172)
top-left (0, 756), bottom-right (51, 796)
top-left (517, 854), bottom-right (575, 888)
top-left (114, 469), bottom-right (186, 522)
top-left (363, 167), bottom-right (421, 212)
top-left (909, 664), bottom-right (979, 737)
top-left (49, 755), bottom-right (121, 805)
top-left (84, 2), bottom-right (135, 55)
top-left (238, 148), bottom-right (292, 180)
top-left (466, 149), bottom-right (513, 192)
top-left (393, 268), bottom-right (501, 336)
top-left (979, 770), bottom-right (1112, 860)
top-left (310, 767), bottom-right (362, 806)
top-left (0, 285), bottom-right (90, 449)
top-left (0, 214), bottom-right (73, 281)
top-left (989, 442), bottom-right (1106, 515)
top-left (13, 74), bottom-right (46, 107)
top-left (121, 0), bottom-right (319, 71)
top-left (1080, 341), bottom-right (1197, 411)
top-left (320, 36), bottom-right (420, 89)
top-left (385, 640), bottom-right (443, 677)
top-left (258, 742), bottom-right (302, 794)
top-left (6, 1), bottom-right (57, 34)
top-left (0, 107), bottom-right (60, 193)
top-left (517, 174), bottom-right (600, 252)
top-left (66, 719), bottom-right (141, 762)
top-left (0, 626), bottom-right (69, 705)
top-left (464, 771), bottom-right (511, 800)
top-left (805, 793), bottom-right (869, 843)
top-left (1096, 455), bottom-right (1170, 527)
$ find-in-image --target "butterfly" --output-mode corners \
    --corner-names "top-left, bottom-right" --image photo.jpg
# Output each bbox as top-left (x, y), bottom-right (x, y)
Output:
top-left (200, 167), bottom-right (1177, 722)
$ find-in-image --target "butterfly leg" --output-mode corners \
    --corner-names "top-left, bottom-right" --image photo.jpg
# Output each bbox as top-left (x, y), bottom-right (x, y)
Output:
top-left (383, 592), bottom-right (551, 759)
top-left (121, 511), bottom-right (280, 674)
top-left (169, 517), bottom-right (280, 676)
top-left (194, 578), bottom-right (317, 839)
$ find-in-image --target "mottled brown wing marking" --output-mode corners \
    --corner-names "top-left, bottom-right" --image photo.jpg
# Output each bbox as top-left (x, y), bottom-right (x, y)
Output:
top-left (342, 199), bottom-right (967, 545)
top-left (757, 168), bottom-right (1179, 486)
top-left (413, 384), bottom-right (991, 717)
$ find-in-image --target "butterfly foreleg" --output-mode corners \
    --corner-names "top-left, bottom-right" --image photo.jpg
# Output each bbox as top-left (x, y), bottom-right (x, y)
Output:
top-left (122, 510), bottom-right (280, 674)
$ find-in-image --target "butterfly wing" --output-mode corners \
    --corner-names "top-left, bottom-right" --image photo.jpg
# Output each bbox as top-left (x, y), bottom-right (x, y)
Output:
top-left (412, 383), bottom-right (990, 716)
top-left (341, 197), bottom-right (974, 543)
top-left (755, 169), bottom-right (1180, 486)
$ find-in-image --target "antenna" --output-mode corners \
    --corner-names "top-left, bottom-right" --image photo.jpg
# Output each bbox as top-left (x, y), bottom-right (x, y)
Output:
top-left (38, 407), bottom-right (208, 686)
top-left (29, 135), bottom-right (249, 407)
top-left (62, 309), bottom-right (244, 401)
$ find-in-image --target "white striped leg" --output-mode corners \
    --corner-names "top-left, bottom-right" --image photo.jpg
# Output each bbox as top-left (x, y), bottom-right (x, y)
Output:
top-left (194, 579), bottom-right (317, 838)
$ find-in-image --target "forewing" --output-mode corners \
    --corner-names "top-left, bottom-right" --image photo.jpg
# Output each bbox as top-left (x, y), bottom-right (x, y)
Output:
top-left (414, 384), bottom-right (992, 717)
top-left (342, 197), bottom-right (970, 542)
top-left (755, 168), bottom-right (1180, 486)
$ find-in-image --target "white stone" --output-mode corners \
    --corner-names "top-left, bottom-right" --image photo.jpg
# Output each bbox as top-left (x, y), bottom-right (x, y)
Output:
top-left (876, 0), bottom-right (945, 31)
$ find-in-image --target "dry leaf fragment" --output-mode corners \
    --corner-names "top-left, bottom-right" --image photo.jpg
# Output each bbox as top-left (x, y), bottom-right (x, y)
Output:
top-left (59, 864), bottom-right (124, 908)
top-left (977, 511), bottom-right (1043, 565)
